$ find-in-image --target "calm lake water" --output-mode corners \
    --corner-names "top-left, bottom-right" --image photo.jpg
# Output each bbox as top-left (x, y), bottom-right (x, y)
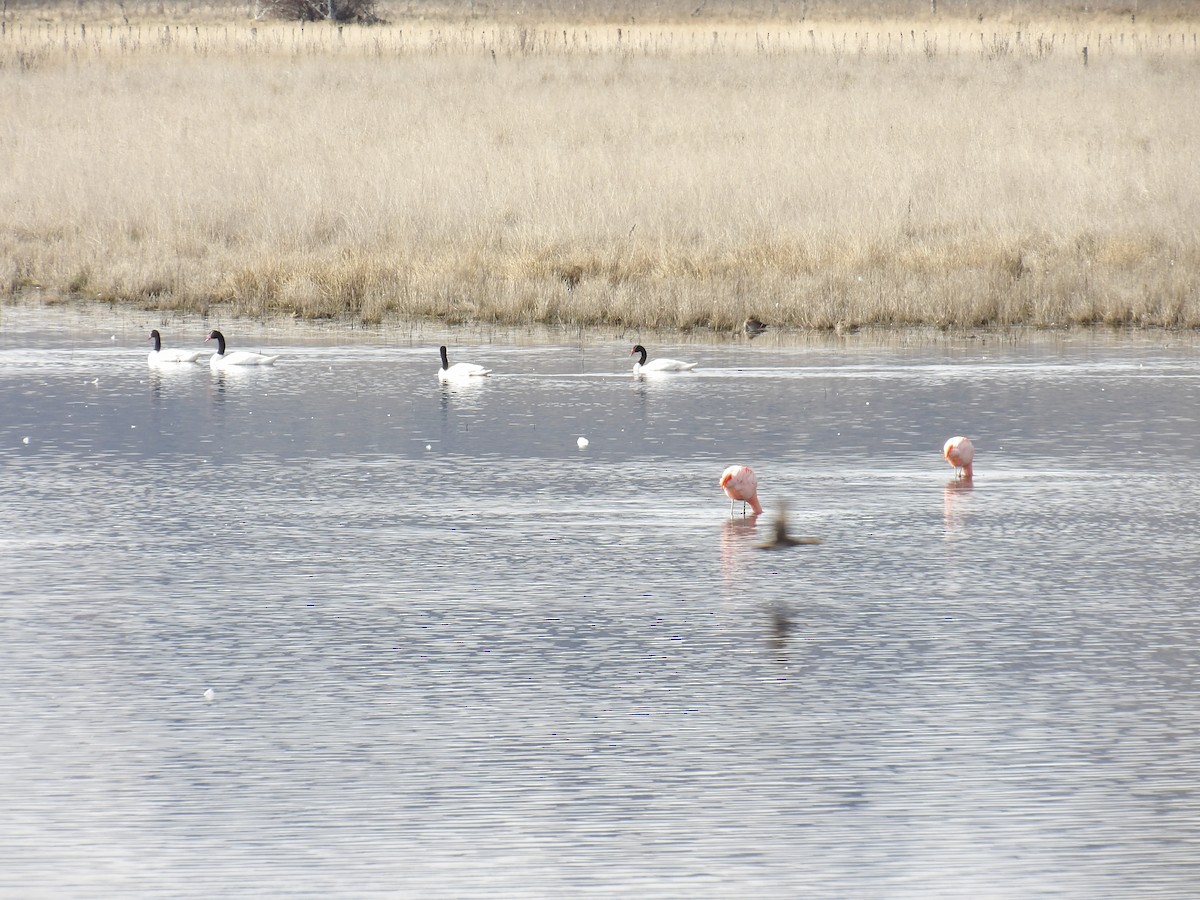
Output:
top-left (2, 305), bottom-right (1199, 897)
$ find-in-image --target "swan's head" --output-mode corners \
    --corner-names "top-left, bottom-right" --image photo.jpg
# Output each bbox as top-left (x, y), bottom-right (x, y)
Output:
top-left (148, 329), bottom-right (161, 342)
top-left (204, 330), bottom-right (224, 343)
top-left (439, 345), bottom-right (450, 369)
top-left (630, 345), bottom-right (648, 366)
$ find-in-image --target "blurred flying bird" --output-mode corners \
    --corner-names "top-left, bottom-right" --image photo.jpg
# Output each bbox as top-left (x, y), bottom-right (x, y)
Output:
top-left (757, 502), bottom-right (822, 550)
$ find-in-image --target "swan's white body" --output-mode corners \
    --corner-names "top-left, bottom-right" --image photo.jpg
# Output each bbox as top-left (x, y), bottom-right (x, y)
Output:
top-left (211, 351), bottom-right (278, 369)
top-left (147, 330), bottom-right (202, 365)
top-left (438, 345), bottom-right (491, 381)
top-left (439, 363), bottom-right (491, 380)
top-left (148, 349), bottom-right (202, 365)
top-left (205, 330), bottom-right (279, 368)
top-left (631, 344), bottom-right (697, 375)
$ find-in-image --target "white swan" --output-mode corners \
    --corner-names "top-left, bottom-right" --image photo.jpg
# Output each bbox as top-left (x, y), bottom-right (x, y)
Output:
top-left (205, 330), bottom-right (279, 368)
top-left (631, 344), bottom-right (697, 375)
top-left (147, 329), bottom-right (202, 365)
top-left (438, 345), bottom-right (491, 381)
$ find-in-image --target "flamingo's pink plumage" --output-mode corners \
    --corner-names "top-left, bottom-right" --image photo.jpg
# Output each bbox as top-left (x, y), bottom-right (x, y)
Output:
top-left (943, 436), bottom-right (975, 481)
top-left (720, 465), bottom-right (763, 517)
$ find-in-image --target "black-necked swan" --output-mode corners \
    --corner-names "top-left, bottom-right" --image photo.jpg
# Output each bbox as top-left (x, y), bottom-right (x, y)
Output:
top-left (205, 330), bottom-right (279, 368)
top-left (147, 329), bottom-right (202, 365)
top-left (438, 345), bottom-right (491, 381)
top-left (631, 344), bottom-right (698, 375)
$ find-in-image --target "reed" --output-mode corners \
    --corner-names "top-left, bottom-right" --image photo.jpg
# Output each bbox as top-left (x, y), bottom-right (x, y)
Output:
top-left (3, 6), bottom-right (1199, 331)
top-left (6, 0), bottom-right (1199, 27)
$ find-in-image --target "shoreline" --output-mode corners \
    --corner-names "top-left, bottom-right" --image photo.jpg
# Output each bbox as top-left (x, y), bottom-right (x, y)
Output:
top-left (4, 296), bottom-right (1197, 352)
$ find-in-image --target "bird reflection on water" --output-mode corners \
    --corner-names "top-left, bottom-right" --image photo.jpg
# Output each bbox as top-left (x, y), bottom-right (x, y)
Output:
top-left (943, 477), bottom-right (974, 539)
top-left (720, 515), bottom-right (760, 586)
top-left (766, 602), bottom-right (792, 658)
top-left (438, 375), bottom-right (490, 415)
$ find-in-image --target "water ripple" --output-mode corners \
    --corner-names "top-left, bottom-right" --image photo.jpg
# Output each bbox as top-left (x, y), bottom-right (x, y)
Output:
top-left (3, 323), bottom-right (1199, 896)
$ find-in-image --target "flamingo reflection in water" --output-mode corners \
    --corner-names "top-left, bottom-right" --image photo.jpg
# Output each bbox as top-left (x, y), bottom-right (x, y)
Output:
top-left (720, 516), bottom-right (760, 587)
top-left (943, 474), bottom-right (975, 540)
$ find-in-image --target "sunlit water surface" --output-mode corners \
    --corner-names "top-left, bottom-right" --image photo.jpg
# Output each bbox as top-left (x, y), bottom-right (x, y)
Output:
top-left (2, 307), bottom-right (1199, 897)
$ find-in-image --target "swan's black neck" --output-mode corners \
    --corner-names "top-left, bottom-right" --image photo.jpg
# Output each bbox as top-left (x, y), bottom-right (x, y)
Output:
top-left (149, 330), bottom-right (162, 352)
top-left (439, 345), bottom-right (450, 370)
top-left (208, 331), bottom-right (226, 355)
top-left (632, 345), bottom-right (648, 366)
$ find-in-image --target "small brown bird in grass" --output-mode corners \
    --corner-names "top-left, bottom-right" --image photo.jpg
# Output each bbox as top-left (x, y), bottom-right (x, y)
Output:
top-left (743, 317), bottom-right (769, 339)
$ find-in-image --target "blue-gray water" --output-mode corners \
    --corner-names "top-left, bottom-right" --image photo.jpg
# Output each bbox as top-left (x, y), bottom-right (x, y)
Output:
top-left (2, 306), bottom-right (1199, 897)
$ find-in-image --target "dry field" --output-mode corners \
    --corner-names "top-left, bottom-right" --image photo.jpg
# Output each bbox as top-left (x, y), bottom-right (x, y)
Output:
top-left (2, 0), bottom-right (1199, 331)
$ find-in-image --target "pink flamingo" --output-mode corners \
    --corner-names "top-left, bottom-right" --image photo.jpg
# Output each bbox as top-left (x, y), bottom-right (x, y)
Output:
top-left (720, 464), bottom-right (763, 517)
top-left (943, 436), bottom-right (975, 481)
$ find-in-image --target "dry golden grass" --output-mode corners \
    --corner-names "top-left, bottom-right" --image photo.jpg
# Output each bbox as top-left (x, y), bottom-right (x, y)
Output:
top-left (2, 5), bottom-right (1199, 331)
top-left (7, 0), bottom-right (1200, 26)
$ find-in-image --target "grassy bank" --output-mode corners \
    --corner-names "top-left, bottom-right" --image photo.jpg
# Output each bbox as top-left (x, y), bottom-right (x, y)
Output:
top-left (3, 6), bottom-right (1199, 331)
